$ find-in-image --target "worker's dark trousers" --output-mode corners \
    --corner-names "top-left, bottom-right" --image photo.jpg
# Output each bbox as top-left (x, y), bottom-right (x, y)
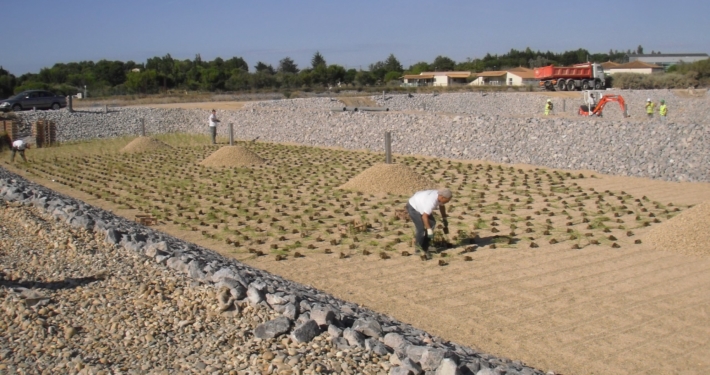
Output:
top-left (407, 203), bottom-right (435, 252)
top-left (210, 126), bottom-right (217, 144)
top-left (10, 148), bottom-right (26, 162)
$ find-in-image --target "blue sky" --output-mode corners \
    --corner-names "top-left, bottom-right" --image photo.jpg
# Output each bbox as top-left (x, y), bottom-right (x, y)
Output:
top-left (3, 0), bottom-right (709, 75)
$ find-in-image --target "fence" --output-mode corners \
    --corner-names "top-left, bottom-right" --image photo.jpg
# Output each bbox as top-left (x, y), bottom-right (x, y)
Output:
top-left (32, 119), bottom-right (58, 148)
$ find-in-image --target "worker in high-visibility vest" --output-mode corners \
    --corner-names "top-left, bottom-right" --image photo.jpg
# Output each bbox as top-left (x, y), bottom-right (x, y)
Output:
top-left (544, 99), bottom-right (553, 115)
top-left (645, 98), bottom-right (655, 119)
top-left (659, 99), bottom-right (668, 120)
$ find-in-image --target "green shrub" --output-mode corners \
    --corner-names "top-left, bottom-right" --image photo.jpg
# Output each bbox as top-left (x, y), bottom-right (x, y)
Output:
top-left (610, 72), bottom-right (697, 89)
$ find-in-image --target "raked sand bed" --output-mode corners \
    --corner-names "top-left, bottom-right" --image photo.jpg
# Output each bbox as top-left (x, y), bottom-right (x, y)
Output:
top-left (244, 171), bottom-right (710, 375)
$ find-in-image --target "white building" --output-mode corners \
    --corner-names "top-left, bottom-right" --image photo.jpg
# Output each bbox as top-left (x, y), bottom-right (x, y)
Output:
top-left (469, 67), bottom-right (537, 86)
top-left (402, 71), bottom-right (472, 87)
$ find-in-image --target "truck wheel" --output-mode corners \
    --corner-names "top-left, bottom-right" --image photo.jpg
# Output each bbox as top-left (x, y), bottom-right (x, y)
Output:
top-left (566, 80), bottom-right (576, 91)
top-left (557, 80), bottom-right (567, 91)
top-left (582, 80), bottom-right (590, 90)
top-left (594, 80), bottom-right (602, 89)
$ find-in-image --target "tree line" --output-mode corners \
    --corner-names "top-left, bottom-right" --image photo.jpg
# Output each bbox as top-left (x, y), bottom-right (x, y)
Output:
top-left (0, 46), bottom-right (706, 97)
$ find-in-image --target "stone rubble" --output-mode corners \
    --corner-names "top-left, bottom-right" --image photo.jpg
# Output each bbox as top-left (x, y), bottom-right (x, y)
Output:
top-left (13, 89), bottom-right (709, 182)
top-left (1, 168), bottom-right (549, 375)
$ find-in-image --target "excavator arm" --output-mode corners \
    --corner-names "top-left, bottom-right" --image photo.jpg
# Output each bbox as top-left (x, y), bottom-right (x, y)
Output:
top-left (591, 95), bottom-right (628, 117)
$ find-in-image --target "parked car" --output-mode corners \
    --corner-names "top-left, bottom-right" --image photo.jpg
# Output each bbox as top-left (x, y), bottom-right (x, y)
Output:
top-left (0, 90), bottom-right (67, 112)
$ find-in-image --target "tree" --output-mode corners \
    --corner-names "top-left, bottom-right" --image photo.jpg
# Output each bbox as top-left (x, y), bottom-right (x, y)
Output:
top-left (431, 56), bottom-right (456, 71)
top-left (124, 69), bottom-right (158, 93)
top-left (311, 51), bottom-right (326, 69)
top-left (383, 54), bottom-right (403, 73)
top-left (224, 57), bottom-right (249, 72)
top-left (384, 71), bottom-right (401, 83)
top-left (278, 57), bottom-right (299, 74)
top-left (406, 62), bottom-right (431, 75)
top-left (636, 45), bottom-right (644, 54)
top-left (254, 62), bottom-right (275, 75)
top-left (0, 66), bottom-right (16, 98)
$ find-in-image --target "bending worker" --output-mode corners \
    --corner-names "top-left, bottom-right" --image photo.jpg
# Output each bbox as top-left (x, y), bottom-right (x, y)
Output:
top-left (544, 99), bottom-right (553, 115)
top-left (407, 188), bottom-right (452, 254)
top-left (10, 138), bottom-right (29, 162)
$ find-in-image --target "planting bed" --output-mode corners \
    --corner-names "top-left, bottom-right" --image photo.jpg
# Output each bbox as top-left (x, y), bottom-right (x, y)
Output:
top-left (6, 136), bottom-right (686, 263)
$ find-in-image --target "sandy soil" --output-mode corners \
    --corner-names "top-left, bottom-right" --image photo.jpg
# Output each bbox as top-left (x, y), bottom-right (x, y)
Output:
top-left (244, 169), bottom-right (710, 375)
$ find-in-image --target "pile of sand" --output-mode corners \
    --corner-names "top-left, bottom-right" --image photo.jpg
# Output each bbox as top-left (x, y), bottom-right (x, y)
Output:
top-left (339, 163), bottom-right (435, 196)
top-left (120, 137), bottom-right (171, 153)
top-left (200, 145), bottom-right (265, 167)
top-left (645, 201), bottom-right (710, 256)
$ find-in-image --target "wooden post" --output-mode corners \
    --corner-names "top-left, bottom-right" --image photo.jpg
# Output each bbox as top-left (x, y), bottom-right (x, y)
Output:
top-left (385, 131), bottom-right (392, 164)
top-left (562, 99), bottom-right (566, 112)
top-left (68, 95), bottom-right (73, 113)
top-left (229, 123), bottom-right (234, 146)
top-left (141, 118), bottom-right (145, 136)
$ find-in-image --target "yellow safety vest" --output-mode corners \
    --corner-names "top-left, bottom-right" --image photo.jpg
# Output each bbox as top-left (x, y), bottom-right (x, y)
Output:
top-left (646, 102), bottom-right (655, 114)
top-left (659, 104), bottom-right (667, 116)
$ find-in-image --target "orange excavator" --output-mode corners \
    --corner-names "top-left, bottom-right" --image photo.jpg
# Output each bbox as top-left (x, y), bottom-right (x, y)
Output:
top-left (578, 94), bottom-right (629, 117)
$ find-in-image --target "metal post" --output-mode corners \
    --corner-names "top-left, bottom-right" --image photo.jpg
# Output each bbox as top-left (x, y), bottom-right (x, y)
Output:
top-left (229, 123), bottom-right (234, 146)
top-left (382, 91), bottom-right (385, 102)
top-left (141, 118), bottom-right (145, 136)
top-left (104, 105), bottom-right (108, 114)
top-left (68, 95), bottom-right (73, 113)
top-left (562, 99), bottom-right (566, 112)
top-left (384, 131), bottom-right (392, 164)
top-left (624, 104), bottom-right (629, 118)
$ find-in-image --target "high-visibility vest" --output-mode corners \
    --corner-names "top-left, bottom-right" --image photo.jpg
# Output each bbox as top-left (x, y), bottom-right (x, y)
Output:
top-left (659, 104), bottom-right (667, 116)
top-left (646, 102), bottom-right (655, 114)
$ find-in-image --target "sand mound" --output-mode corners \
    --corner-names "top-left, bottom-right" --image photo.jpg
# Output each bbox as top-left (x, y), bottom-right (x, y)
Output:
top-left (120, 137), bottom-right (171, 153)
top-left (200, 145), bottom-right (265, 167)
top-left (645, 201), bottom-right (710, 256)
top-left (339, 163), bottom-right (436, 196)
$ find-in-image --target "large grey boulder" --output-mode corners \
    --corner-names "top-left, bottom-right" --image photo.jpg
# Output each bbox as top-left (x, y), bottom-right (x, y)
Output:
top-left (291, 319), bottom-right (320, 343)
top-left (435, 358), bottom-right (459, 375)
top-left (353, 318), bottom-right (383, 338)
top-left (254, 316), bottom-right (291, 339)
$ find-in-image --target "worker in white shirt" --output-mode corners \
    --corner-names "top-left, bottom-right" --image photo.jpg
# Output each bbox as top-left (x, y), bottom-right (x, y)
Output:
top-left (10, 139), bottom-right (29, 162)
top-left (208, 109), bottom-right (220, 144)
top-left (406, 188), bottom-right (452, 254)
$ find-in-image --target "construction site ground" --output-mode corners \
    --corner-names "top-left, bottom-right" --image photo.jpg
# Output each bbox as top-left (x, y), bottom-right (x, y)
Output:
top-left (3, 99), bottom-right (710, 375)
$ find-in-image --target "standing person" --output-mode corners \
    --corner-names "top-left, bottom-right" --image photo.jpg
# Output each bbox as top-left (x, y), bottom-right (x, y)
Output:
top-left (659, 99), bottom-right (668, 121)
top-left (544, 99), bottom-right (553, 115)
top-left (10, 138), bottom-right (29, 162)
top-left (208, 109), bottom-right (220, 144)
top-left (589, 93), bottom-right (597, 112)
top-left (645, 98), bottom-right (655, 119)
top-left (407, 188), bottom-right (452, 254)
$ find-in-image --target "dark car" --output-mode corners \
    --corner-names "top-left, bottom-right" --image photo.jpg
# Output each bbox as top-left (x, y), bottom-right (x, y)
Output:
top-left (0, 90), bottom-right (67, 112)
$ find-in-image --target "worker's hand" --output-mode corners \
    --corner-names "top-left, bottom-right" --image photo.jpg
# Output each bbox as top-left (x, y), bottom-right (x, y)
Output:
top-left (426, 228), bottom-right (434, 239)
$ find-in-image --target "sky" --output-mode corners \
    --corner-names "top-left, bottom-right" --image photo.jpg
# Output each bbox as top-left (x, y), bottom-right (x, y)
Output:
top-left (3, 0), bottom-right (709, 75)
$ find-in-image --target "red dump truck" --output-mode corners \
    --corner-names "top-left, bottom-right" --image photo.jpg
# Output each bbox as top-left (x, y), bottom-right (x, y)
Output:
top-left (534, 63), bottom-right (605, 91)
